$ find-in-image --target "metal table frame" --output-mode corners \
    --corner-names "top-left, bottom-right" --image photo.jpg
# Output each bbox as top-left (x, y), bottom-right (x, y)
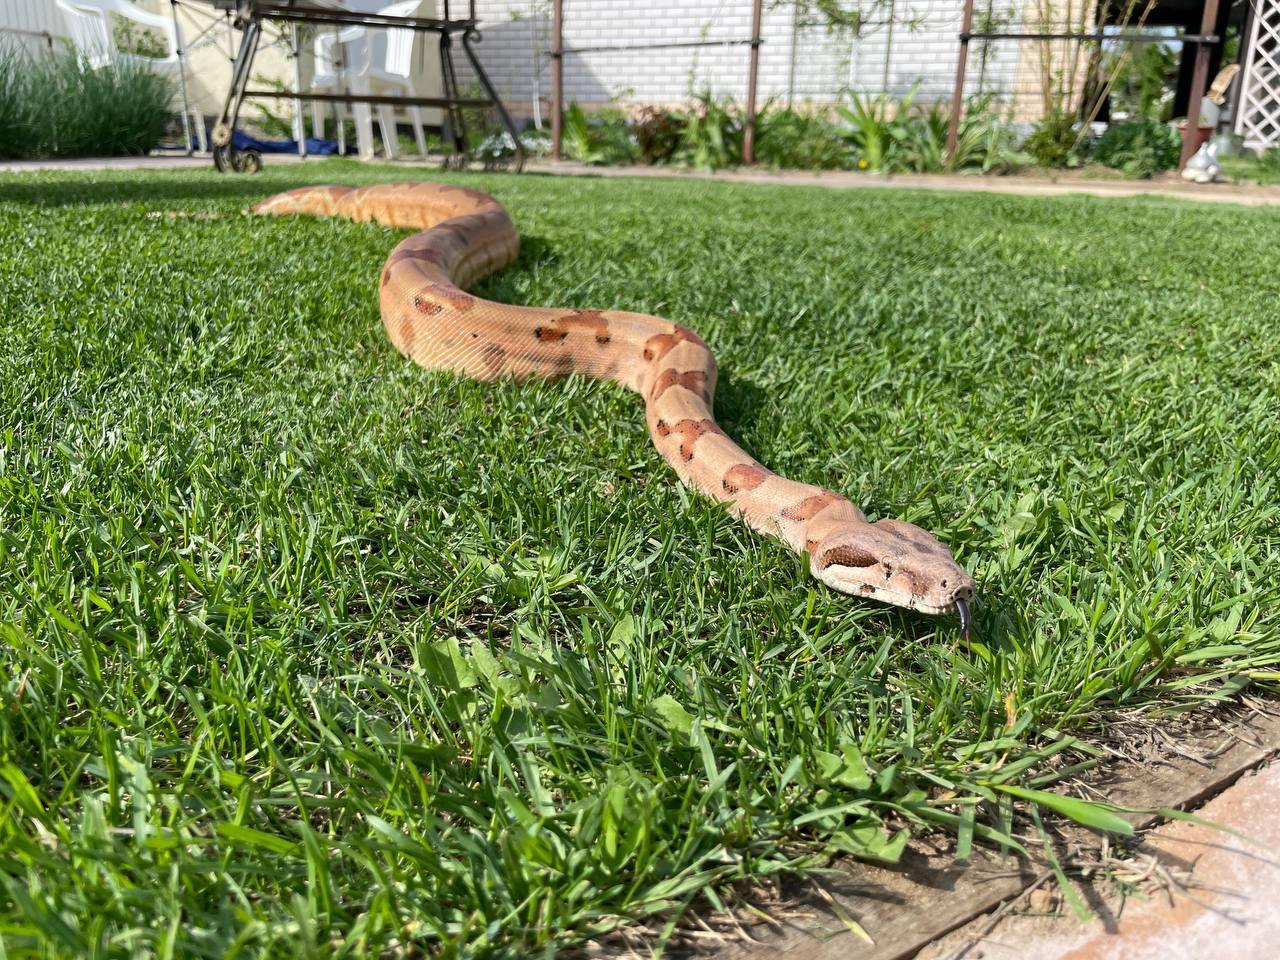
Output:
top-left (208, 1), bottom-right (525, 172)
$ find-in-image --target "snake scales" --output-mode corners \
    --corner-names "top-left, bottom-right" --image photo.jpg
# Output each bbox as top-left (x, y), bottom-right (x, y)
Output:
top-left (254, 182), bottom-right (975, 631)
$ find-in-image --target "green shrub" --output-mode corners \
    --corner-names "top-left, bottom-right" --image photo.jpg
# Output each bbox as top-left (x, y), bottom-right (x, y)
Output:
top-left (1106, 42), bottom-right (1177, 121)
top-left (1022, 112), bottom-right (1084, 168)
top-left (898, 100), bottom-right (951, 173)
top-left (674, 91), bottom-right (743, 170)
top-left (630, 106), bottom-right (683, 164)
top-left (0, 48), bottom-right (33, 155)
top-left (836, 88), bottom-right (909, 172)
top-left (753, 103), bottom-right (851, 170)
top-left (1258, 147), bottom-right (1280, 175)
top-left (1092, 117), bottom-right (1180, 178)
top-left (835, 90), bottom-right (1026, 175)
top-left (548, 92), bottom-right (1025, 176)
top-left (561, 103), bottom-right (638, 165)
top-left (0, 49), bottom-right (173, 159)
top-left (948, 96), bottom-right (1032, 174)
top-left (111, 16), bottom-right (169, 59)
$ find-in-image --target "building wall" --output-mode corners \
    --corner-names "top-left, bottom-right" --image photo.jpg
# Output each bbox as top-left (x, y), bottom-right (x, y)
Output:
top-left (460, 0), bottom-right (1024, 117)
top-left (2, 1), bottom-right (1054, 129)
top-left (0, 0), bottom-right (68, 55)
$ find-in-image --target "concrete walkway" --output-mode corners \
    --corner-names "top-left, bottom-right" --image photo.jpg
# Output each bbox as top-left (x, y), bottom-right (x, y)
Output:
top-left (0, 153), bottom-right (303, 172)
top-left (4, 151), bottom-right (1280, 207)
top-left (523, 160), bottom-right (1280, 207)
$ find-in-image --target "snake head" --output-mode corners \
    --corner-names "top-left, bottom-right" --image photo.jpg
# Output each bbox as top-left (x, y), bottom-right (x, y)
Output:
top-left (809, 518), bottom-right (975, 624)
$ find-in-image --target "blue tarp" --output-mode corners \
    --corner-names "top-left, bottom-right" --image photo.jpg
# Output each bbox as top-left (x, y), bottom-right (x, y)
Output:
top-left (231, 130), bottom-right (348, 155)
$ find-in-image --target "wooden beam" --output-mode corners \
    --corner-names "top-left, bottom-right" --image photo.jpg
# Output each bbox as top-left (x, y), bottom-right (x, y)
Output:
top-left (551, 0), bottom-right (563, 162)
top-left (743, 0), bottom-right (763, 165)
top-left (1180, 0), bottom-right (1224, 169)
top-left (946, 0), bottom-right (977, 162)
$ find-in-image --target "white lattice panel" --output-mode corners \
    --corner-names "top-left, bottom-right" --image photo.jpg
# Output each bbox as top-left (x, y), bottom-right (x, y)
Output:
top-left (1236, 0), bottom-right (1280, 149)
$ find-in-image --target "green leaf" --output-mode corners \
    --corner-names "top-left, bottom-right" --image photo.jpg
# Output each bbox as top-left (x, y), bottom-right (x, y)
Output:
top-left (420, 638), bottom-right (478, 690)
top-left (994, 785), bottom-right (1134, 836)
top-left (215, 822), bottom-right (299, 856)
top-left (608, 615), bottom-right (636, 653)
top-left (828, 818), bottom-right (908, 864)
top-left (0, 763), bottom-right (46, 818)
top-left (815, 744), bottom-right (872, 790)
top-left (1175, 645), bottom-right (1254, 664)
top-left (648, 695), bottom-right (693, 736)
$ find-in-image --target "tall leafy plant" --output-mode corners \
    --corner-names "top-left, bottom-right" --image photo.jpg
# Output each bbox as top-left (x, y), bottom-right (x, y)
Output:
top-left (561, 102), bottom-right (638, 166)
top-left (1092, 117), bottom-right (1179, 177)
top-left (674, 91), bottom-right (742, 170)
top-left (1022, 111), bottom-right (1084, 168)
top-left (898, 100), bottom-right (949, 173)
top-left (836, 87), bottom-right (916, 172)
top-left (753, 102), bottom-right (851, 170)
top-left (949, 95), bottom-right (1029, 173)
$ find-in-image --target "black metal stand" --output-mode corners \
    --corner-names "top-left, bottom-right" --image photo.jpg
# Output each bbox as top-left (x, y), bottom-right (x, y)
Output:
top-left (209, 1), bottom-right (525, 173)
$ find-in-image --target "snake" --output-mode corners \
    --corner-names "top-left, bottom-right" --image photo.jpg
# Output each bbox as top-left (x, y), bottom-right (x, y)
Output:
top-left (253, 182), bottom-right (976, 633)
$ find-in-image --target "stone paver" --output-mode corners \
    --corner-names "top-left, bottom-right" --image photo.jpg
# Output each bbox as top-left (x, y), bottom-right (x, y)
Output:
top-left (920, 761), bottom-right (1280, 960)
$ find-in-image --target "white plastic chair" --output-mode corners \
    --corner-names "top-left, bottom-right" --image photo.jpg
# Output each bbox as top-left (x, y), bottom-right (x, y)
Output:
top-left (362, 0), bottom-right (430, 159)
top-left (311, 18), bottom-right (368, 154)
top-left (55, 0), bottom-right (205, 151)
top-left (336, 0), bottom-right (433, 160)
top-left (56, 0), bottom-right (180, 73)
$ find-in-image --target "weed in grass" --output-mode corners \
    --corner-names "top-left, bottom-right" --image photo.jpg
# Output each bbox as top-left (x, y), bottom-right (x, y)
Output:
top-left (0, 164), bottom-right (1278, 956)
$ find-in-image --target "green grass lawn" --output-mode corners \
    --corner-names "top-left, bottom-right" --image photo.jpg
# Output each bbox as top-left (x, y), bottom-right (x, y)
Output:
top-left (1, 161), bottom-right (1278, 958)
top-left (1220, 153), bottom-right (1280, 185)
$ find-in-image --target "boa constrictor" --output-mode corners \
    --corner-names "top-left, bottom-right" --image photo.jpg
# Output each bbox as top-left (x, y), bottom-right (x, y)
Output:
top-left (254, 183), bottom-right (975, 632)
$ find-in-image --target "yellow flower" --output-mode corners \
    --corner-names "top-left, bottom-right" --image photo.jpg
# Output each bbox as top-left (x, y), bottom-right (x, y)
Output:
top-left (858, 158), bottom-right (868, 170)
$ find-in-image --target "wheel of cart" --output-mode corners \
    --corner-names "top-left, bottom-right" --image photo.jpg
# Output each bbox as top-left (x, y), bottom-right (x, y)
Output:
top-left (212, 144), bottom-right (263, 174)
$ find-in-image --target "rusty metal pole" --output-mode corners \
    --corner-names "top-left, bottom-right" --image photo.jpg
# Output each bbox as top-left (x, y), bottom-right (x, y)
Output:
top-left (551, 0), bottom-right (563, 162)
top-left (945, 0), bottom-right (977, 162)
top-left (743, 0), bottom-right (763, 165)
top-left (1179, 0), bottom-right (1222, 170)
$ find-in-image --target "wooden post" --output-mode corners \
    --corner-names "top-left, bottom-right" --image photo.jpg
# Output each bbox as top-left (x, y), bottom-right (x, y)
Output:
top-left (743, 0), bottom-right (763, 164)
top-left (551, 0), bottom-right (563, 161)
top-left (945, 0), bottom-right (977, 161)
top-left (1179, 0), bottom-right (1222, 170)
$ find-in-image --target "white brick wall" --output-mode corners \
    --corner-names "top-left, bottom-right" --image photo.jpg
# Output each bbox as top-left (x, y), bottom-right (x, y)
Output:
top-left (0, 0), bottom-right (1029, 119)
top-left (459, 1), bottom-right (1025, 116)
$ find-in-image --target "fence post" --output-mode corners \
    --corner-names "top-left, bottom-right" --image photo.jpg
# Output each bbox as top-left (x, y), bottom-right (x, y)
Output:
top-left (1179, 0), bottom-right (1222, 169)
top-left (743, 0), bottom-right (763, 164)
top-left (946, 0), bottom-right (977, 162)
top-left (551, 0), bottom-right (563, 161)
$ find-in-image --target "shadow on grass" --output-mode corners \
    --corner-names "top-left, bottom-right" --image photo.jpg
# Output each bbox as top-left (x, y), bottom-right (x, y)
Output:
top-left (0, 162), bottom-right (446, 208)
top-left (0, 176), bottom-right (283, 208)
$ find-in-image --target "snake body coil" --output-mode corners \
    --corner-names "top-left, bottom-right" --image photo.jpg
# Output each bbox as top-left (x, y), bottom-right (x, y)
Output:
top-left (255, 183), bottom-right (975, 626)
